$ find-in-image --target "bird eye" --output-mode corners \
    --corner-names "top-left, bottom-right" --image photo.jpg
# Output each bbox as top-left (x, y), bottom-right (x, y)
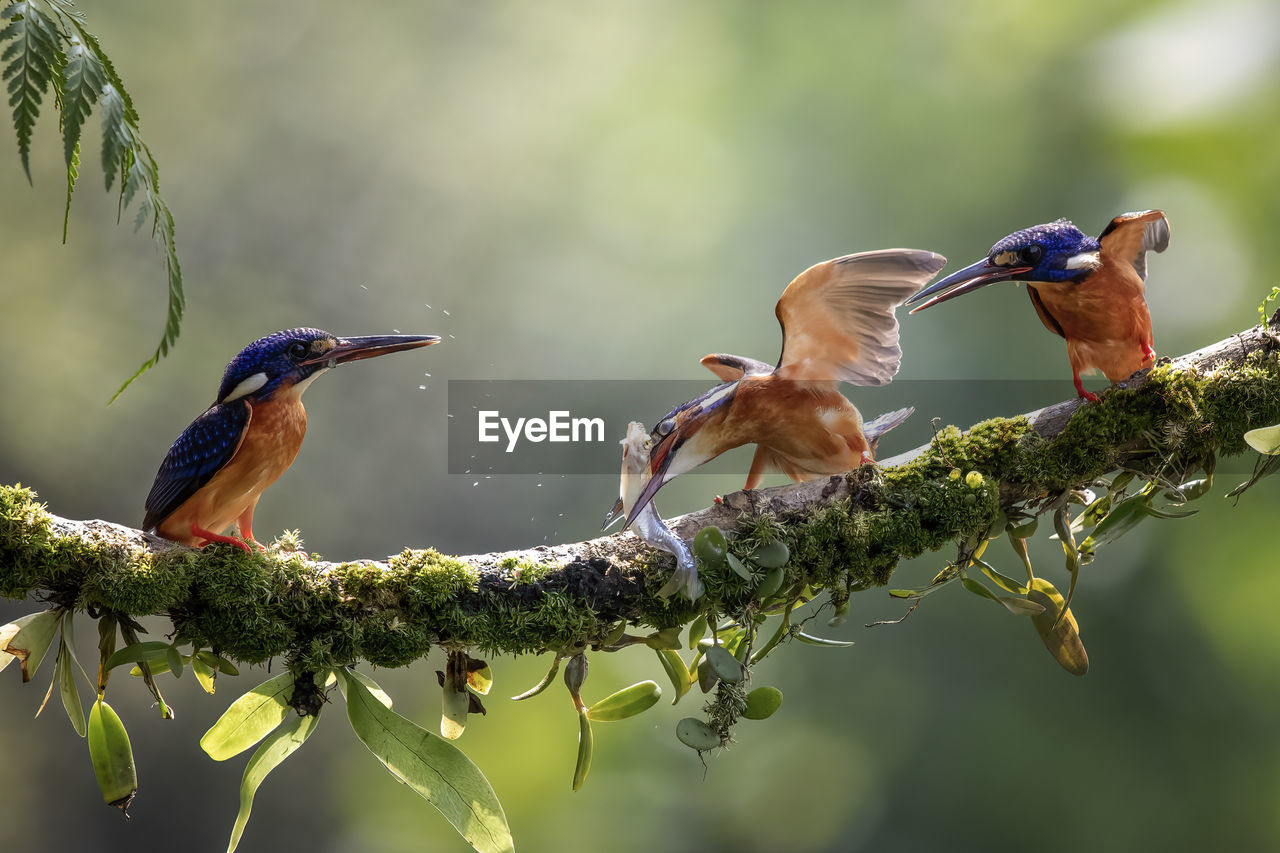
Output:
top-left (287, 341), bottom-right (310, 361)
top-left (1021, 245), bottom-right (1043, 264)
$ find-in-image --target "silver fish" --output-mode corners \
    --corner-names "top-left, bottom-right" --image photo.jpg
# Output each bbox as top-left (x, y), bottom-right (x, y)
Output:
top-left (602, 421), bottom-right (701, 600)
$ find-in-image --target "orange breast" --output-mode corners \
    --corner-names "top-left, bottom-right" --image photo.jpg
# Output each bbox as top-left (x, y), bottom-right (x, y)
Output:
top-left (713, 375), bottom-right (869, 477)
top-left (1030, 260), bottom-right (1154, 382)
top-left (157, 396), bottom-right (308, 543)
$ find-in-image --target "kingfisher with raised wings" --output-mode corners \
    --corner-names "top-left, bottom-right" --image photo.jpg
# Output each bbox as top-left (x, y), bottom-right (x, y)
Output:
top-left (143, 328), bottom-right (439, 551)
top-left (606, 249), bottom-right (946, 547)
top-left (907, 210), bottom-right (1169, 402)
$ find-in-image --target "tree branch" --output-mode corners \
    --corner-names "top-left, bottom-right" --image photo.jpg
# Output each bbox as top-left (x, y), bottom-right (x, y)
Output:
top-left (3, 319), bottom-right (1279, 671)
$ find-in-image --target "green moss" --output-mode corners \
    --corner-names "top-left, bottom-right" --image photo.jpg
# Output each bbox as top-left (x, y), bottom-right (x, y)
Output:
top-left (2, 346), bottom-right (1278, 672)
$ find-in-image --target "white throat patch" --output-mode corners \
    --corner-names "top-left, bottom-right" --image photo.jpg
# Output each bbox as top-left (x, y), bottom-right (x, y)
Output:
top-left (221, 372), bottom-right (268, 402)
top-left (290, 368), bottom-right (329, 397)
top-left (1065, 251), bottom-right (1101, 271)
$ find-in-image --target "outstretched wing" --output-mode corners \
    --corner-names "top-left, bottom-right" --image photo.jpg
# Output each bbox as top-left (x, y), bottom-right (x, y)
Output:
top-left (700, 353), bottom-right (775, 381)
top-left (1098, 210), bottom-right (1169, 282)
top-left (142, 400), bottom-right (252, 531)
top-left (774, 249), bottom-right (947, 384)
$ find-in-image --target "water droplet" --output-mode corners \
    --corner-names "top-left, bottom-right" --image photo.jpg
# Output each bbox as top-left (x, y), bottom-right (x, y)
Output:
top-left (424, 304), bottom-right (432, 309)
top-left (442, 309), bottom-right (451, 316)
top-left (418, 384), bottom-right (426, 390)
top-left (473, 481), bottom-right (479, 487)
top-left (423, 372), bottom-right (431, 377)
top-left (448, 334), bottom-right (455, 339)
top-left (393, 329), bottom-right (401, 334)
top-left (359, 284), bottom-right (368, 290)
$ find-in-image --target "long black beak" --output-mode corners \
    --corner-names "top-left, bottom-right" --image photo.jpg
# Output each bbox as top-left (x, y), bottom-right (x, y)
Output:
top-left (304, 334), bottom-right (441, 366)
top-left (906, 258), bottom-right (1031, 313)
top-left (621, 432), bottom-right (681, 530)
top-left (601, 498), bottom-right (626, 531)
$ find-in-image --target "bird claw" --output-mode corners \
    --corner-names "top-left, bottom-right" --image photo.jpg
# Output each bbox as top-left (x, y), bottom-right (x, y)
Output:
top-left (1079, 390), bottom-right (1101, 404)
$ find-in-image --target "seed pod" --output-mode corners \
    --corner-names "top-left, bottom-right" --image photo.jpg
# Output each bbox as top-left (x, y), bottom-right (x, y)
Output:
top-left (965, 471), bottom-right (984, 488)
top-left (87, 699), bottom-right (138, 816)
top-left (686, 614), bottom-right (708, 650)
top-left (564, 653), bottom-right (588, 710)
top-left (654, 649), bottom-right (692, 704)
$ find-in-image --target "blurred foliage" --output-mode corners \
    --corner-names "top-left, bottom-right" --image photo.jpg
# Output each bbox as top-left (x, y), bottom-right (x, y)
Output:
top-left (1, 0), bottom-right (184, 398)
top-left (3, 0), bottom-right (1280, 851)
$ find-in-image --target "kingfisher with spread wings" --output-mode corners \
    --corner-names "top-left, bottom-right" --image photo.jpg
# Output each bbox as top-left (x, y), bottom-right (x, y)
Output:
top-left (907, 210), bottom-right (1169, 402)
top-left (610, 249), bottom-right (946, 530)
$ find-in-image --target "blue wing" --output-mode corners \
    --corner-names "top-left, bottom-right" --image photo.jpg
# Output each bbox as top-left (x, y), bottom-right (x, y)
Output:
top-left (142, 401), bottom-right (251, 531)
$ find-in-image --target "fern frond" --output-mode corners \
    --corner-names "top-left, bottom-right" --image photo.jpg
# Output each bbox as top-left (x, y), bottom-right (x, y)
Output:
top-left (38, 0), bottom-right (185, 400)
top-left (1, 1), bottom-right (62, 182)
top-left (61, 134), bottom-right (75, 240)
top-left (57, 31), bottom-right (102, 168)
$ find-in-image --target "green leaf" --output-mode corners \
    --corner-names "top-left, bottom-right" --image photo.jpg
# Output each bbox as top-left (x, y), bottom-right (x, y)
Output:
top-left (103, 641), bottom-right (171, 672)
top-left (976, 559), bottom-right (1029, 595)
top-left (165, 644), bottom-right (184, 679)
top-left (750, 540), bottom-right (790, 569)
top-left (1028, 578), bottom-right (1089, 676)
top-left (961, 576), bottom-right (1000, 603)
top-left (692, 526), bottom-right (727, 566)
top-left (572, 709), bottom-right (592, 791)
top-left (997, 596), bottom-right (1045, 616)
top-left (196, 651), bottom-right (240, 676)
top-left (192, 656), bottom-right (217, 695)
top-left (586, 680), bottom-right (661, 722)
top-left (653, 648), bottom-right (691, 705)
top-left (686, 613), bottom-right (708, 650)
top-left (87, 698), bottom-right (137, 815)
top-left (1078, 492), bottom-right (1150, 557)
top-left (725, 552), bottom-right (753, 580)
top-left (1245, 423), bottom-right (1280, 455)
top-left (1, 1), bottom-right (62, 182)
top-left (226, 711), bottom-right (319, 853)
top-left (675, 717), bottom-right (719, 751)
top-left (339, 669), bottom-right (513, 853)
top-left (2, 608), bottom-right (60, 682)
top-left (57, 621), bottom-right (86, 736)
top-left (703, 645), bottom-right (744, 683)
top-left (756, 565), bottom-right (785, 599)
top-left (345, 668), bottom-right (393, 709)
top-left (200, 672), bottom-right (295, 761)
top-left (742, 686), bottom-right (783, 720)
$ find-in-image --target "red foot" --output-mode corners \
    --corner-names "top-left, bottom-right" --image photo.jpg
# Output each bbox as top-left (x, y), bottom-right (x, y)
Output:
top-left (1072, 373), bottom-right (1100, 403)
top-left (860, 451), bottom-right (875, 466)
top-left (191, 523), bottom-right (253, 553)
top-left (713, 495), bottom-right (723, 504)
top-left (1142, 342), bottom-right (1156, 362)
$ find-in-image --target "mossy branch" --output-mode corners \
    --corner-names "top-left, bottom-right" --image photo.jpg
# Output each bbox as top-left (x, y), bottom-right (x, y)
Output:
top-left (3, 320), bottom-right (1279, 672)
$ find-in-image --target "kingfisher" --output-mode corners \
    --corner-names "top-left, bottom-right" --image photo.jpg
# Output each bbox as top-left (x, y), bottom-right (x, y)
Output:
top-left (143, 328), bottom-right (440, 551)
top-left (906, 210), bottom-right (1170, 402)
top-left (611, 248), bottom-right (946, 525)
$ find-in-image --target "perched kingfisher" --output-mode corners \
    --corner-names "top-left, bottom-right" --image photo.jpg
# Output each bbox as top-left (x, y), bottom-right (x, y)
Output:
top-left (609, 248), bottom-right (946, 526)
top-left (143, 328), bottom-right (440, 551)
top-left (907, 210), bottom-right (1170, 402)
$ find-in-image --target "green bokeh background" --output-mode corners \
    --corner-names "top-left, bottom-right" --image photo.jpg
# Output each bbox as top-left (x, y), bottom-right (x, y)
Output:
top-left (3, 1), bottom-right (1279, 850)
